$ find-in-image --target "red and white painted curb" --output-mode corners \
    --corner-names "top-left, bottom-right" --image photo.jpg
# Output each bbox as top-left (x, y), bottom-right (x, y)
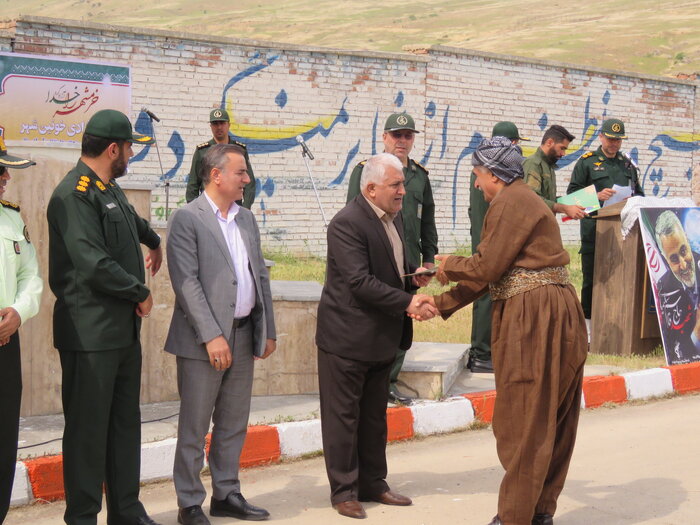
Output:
top-left (11, 362), bottom-right (700, 507)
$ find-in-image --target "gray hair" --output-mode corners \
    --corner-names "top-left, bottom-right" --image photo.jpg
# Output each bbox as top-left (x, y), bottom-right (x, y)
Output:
top-left (201, 143), bottom-right (245, 185)
top-left (360, 153), bottom-right (403, 191)
top-left (655, 210), bottom-right (684, 248)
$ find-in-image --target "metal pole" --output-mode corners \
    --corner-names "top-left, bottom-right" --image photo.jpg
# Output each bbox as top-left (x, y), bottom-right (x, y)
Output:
top-left (145, 115), bottom-right (169, 220)
top-left (300, 149), bottom-right (328, 228)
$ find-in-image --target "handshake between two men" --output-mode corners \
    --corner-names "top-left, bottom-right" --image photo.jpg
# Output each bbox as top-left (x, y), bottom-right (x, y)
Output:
top-left (405, 254), bottom-right (456, 321)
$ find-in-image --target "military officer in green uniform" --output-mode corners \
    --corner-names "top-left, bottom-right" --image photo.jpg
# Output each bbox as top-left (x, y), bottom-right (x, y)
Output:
top-left (0, 139), bottom-right (42, 524)
top-left (346, 112), bottom-right (438, 405)
top-left (47, 110), bottom-right (164, 525)
top-left (185, 109), bottom-right (256, 208)
top-left (566, 118), bottom-right (644, 326)
top-left (467, 122), bottom-right (528, 373)
top-left (522, 124), bottom-right (586, 219)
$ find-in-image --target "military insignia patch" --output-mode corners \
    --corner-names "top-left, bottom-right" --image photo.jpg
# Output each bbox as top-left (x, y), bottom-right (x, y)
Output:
top-left (611, 123), bottom-right (622, 133)
top-left (80, 175), bottom-right (90, 182)
top-left (23, 225), bottom-right (30, 243)
top-left (234, 141), bottom-right (248, 149)
top-left (95, 181), bottom-right (107, 192)
top-left (0, 199), bottom-right (19, 210)
top-left (581, 152), bottom-right (593, 159)
top-left (196, 142), bottom-right (211, 150)
top-left (76, 185), bottom-right (87, 192)
top-left (397, 115), bottom-right (408, 126)
top-left (213, 109), bottom-right (223, 119)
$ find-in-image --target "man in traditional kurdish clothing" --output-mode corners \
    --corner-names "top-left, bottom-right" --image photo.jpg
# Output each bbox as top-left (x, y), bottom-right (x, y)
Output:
top-left (422, 137), bottom-right (588, 525)
top-left (467, 122), bottom-right (529, 373)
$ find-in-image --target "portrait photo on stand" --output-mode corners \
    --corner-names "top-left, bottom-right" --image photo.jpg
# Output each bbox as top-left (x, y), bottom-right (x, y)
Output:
top-left (640, 206), bottom-right (700, 365)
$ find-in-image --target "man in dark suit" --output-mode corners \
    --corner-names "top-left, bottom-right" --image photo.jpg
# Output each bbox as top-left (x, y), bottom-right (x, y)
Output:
top-left (166, 144), bottom-right (276, 525)
top-left (654, 210), bottom-right (700, 364)
top-left (47, 109), bottom-right (163, 525)
top-left (316, 152), bottom-right (436, 519)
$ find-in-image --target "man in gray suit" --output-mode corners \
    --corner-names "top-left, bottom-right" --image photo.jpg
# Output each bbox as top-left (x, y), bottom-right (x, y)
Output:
top-left (165, 143), bottom-right (276, 525)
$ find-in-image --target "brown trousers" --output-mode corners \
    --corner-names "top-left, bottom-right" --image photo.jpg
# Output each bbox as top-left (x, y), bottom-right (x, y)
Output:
top-left (491, 284), bottom-right (587, 525)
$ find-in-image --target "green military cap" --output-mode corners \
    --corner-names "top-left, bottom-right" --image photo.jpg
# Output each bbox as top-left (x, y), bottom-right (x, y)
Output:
top-left (491, 121), bottom-right (529, 141)
top-left (210, 108), bottom-right (230, 122)
top-left (384, 112), bottom-right (420, 133)
top-left (85, 109), bottom-right (155, 145)
top-left (0, 136), bottom-right (36, 169)
top-left (601, 118), bottom-right (627, 139)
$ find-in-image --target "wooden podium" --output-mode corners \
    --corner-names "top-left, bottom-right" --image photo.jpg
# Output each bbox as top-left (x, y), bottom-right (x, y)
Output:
top-left (590, 201), bottom-right (661, 355)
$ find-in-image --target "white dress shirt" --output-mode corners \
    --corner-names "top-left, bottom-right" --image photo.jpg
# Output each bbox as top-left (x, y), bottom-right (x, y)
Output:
top-left (203, 191), bottom-right (256, 318)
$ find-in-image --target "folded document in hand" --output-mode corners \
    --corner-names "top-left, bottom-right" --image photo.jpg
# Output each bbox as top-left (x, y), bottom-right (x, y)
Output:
top-left (402, 267), bottom-right (438, 278)
top-left (557, 184), bottom-right (601, 214)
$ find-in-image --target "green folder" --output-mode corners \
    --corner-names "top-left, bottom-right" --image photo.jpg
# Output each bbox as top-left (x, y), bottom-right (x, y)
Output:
top-left (557, 184), bottom-right (600, 214)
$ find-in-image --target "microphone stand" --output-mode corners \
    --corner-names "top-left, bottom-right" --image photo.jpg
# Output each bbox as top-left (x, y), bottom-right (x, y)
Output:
top-left (300, 146), bottom-right (328, 228)
top-left (144, 112), bottom-right (170, 220)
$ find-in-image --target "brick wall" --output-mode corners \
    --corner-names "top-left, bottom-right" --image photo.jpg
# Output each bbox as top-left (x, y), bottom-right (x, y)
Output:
top-left (420, 46), bottom-right (699, 244)
top-left (6, 16), bottom-right (699, 254)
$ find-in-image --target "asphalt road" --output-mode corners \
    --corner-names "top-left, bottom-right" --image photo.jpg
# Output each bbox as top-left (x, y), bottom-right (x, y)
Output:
top-left (8, 394), bottom-right (700, 525)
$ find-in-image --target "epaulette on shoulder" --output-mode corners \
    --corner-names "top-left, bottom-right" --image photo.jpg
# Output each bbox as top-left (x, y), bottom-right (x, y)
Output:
top-left (357, 160), bottom-right (367, 167)
top-left (581, 151), bottom-right (594, 159)
top-left (414, 160), bottom-right (429, 174)
top-left (196, 142), bottom-right (211, 150)
top-left (0, 199), bottom-right (19, 211)
top-left (233, 140), bottom-right (248, 150)
top-left (74, 175), bottom-right (92, 195)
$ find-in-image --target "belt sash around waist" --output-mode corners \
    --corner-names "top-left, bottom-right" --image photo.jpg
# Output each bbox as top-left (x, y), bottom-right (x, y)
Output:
top-left (489, 266), bottom-right (569, 301)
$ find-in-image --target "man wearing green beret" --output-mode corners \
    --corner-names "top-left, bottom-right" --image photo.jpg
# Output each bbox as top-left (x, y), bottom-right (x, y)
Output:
top-left (566, 118), bottom-right (644, 333)
top-left (0, 138), bottom-right (42, 524)
top-left (346, 112), bottom-right (438, 405)
top-left (185, 108), bottom-right (256, 208)
top-left (467, 122), bottom-right (529, 374)
top-left (47, 109), bottom-right (164, 525)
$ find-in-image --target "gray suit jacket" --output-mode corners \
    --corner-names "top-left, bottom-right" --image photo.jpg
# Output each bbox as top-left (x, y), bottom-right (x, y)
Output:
top-left (164, 194), bottom-right (275, 359)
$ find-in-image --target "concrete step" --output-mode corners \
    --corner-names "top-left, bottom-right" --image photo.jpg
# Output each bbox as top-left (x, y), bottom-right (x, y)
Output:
top-left (397, 342), bottom-right (470, 399)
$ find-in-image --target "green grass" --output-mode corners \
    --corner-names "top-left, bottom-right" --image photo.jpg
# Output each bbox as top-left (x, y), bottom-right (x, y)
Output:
top-left (585, 345), bottom-right (667, 370)
top-left (3, 0), bottom-right (699, 77)
top-left (267, 245), bottom-right (582, 345)
top-left (267, 245), bottom-right (667, 370)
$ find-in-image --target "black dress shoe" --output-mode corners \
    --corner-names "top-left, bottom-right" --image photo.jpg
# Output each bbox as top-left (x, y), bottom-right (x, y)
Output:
top-left (388, 387), bottom-right (413, 405)
top-left (532, 513), bottom-right (554, 525)
top-left (468, 356), bottom-right (494, 373)
top-left (210, 492), bottom-right (270, 521)
top-left (178, 505), bottom-right (211, 525)
top-left (487, 516), bottom-right (503, 525)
